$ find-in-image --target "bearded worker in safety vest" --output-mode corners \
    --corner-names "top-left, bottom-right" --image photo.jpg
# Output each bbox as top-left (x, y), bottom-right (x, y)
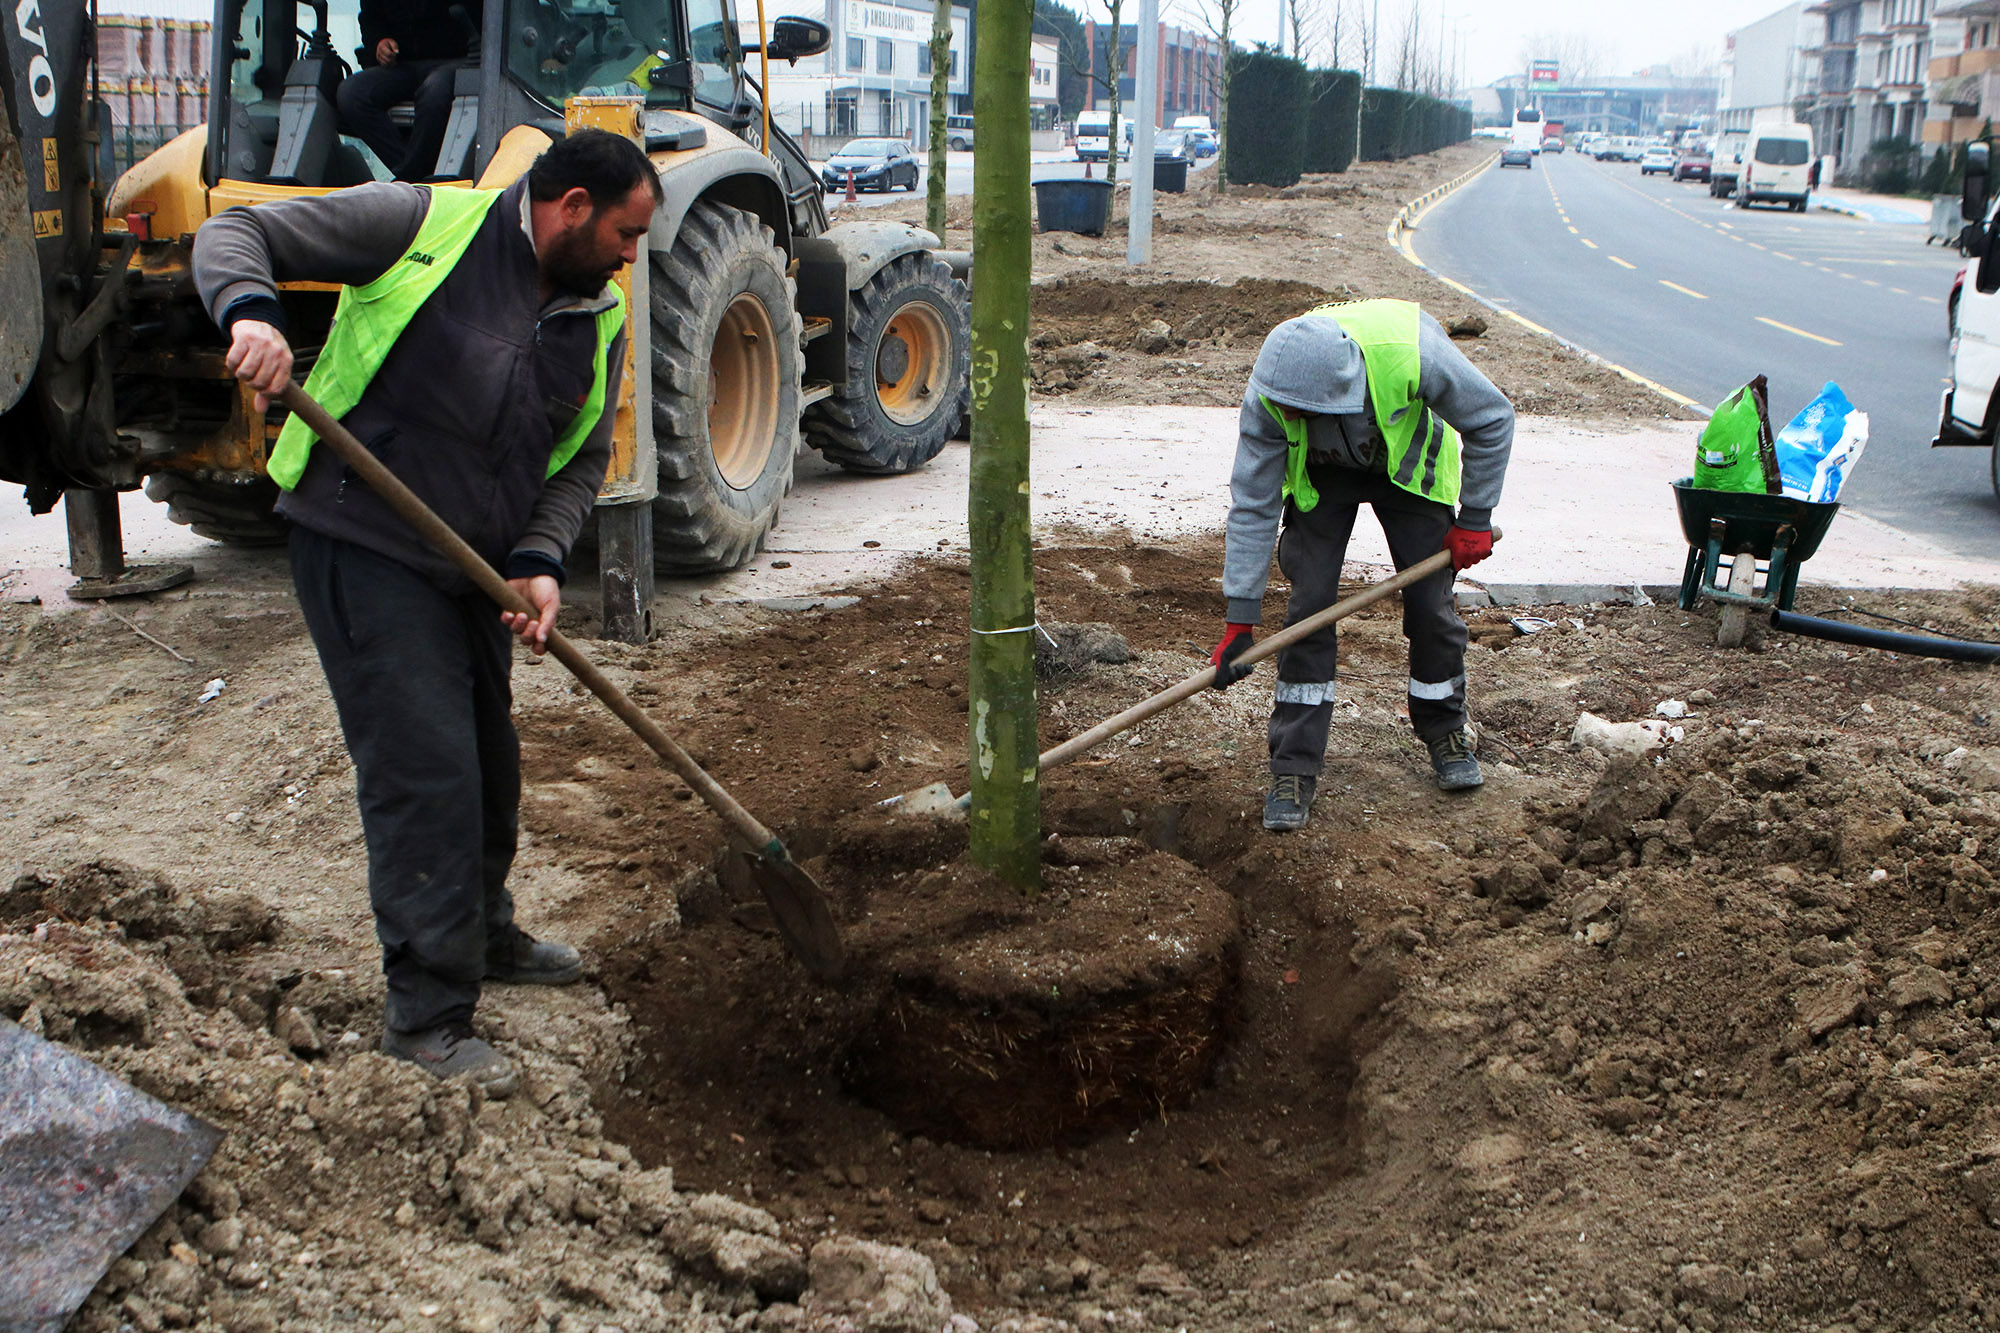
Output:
top-left (1209, 300), bottom-right (1515, 832)
top-left (194, 131), bottom-right (660, 1094)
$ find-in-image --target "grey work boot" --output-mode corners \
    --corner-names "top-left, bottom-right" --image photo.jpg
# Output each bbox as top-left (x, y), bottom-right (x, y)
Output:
top-left (1263, 774), bottom-right (1318, 831)
top-left (382, 1021), bottom-right (519, 1097)
top-left (1426, 728), bottom-right (1484, 791)
top-left (486, 928), bottom-right (583, 986)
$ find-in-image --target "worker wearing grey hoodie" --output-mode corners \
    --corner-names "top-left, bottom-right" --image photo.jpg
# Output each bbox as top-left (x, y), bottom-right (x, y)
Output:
top-left (1209, 300), bottom-right (1514, 831)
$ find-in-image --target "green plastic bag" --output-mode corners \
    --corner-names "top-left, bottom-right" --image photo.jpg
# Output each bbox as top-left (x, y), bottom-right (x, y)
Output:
top-left (1692, 375), bottom-right (1778, 494)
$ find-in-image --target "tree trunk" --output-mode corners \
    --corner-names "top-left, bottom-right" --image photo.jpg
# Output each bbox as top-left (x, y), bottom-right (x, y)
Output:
top-left (1214, 12), bottom-right (1232, 194)
top-left (1104, 0), bottom-right (1123, 190)
top-left (927, 0), bottom-right (952, 238)
top-left (968, 0), bottom-right (1041, 894)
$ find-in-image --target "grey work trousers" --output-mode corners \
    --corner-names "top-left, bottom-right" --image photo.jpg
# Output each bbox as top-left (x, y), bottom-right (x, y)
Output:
top-left (1268, 464), bottom-right (1470, 776)
top-left (290, 527), bottom-right (520, 1033)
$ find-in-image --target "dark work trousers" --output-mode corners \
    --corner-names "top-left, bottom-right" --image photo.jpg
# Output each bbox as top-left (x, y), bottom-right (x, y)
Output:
top-left (335, 59), bottom-right (461, 181)
top-left (1268, 463), bottom-right (1470, 776)
top-left (290, 526), bottom-right (519, 1033)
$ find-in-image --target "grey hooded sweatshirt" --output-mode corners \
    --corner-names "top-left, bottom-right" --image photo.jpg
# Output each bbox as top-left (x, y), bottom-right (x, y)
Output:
top-left (1221, 309), bottom-right (1514, 625)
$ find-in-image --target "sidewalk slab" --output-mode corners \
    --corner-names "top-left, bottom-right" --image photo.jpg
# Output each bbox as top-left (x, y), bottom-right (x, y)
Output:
top-left (1812, 186), bottom-right (1929, 225)
top-left (6, 407), bottom-right (1995, 620)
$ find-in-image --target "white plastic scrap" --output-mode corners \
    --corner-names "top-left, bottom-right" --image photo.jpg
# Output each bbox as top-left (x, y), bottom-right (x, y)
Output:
top-left (199, 677), bottom-right (226, 703)
top-left (1571, 711), bottom-right (1676, 758)
top-left (1655, 699), bottom-right (1690, 719)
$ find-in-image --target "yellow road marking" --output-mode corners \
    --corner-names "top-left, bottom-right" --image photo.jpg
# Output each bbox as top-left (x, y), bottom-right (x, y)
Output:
top-left (1756, 316), bottom-right (1841, 346)
top-left (1771, 250), bottom-right (1795, 260)
top-left (1890, 287), bottom-right (1909, 295)
top-left (1863, 279), bottom-right (1879, 287)
top-left (1747, 242), bottom-right (1767, 250)
top-left (1567, 224), bottom-right (1578, 234)
top-left (1580, 238), bottom-right (1598, 249)
top-left (1919, 295), bottom-right (1942, 304)
top-left (1609, 256), bottom-right (1637, 269)
top-left (1660, 280), bottom-right (1707, 299)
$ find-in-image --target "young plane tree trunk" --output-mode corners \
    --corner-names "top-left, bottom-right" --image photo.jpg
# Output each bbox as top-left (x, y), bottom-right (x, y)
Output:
top-left (967, 0), bottom-right (1040, 893)
top-left (926, 0), bottom-right (951, 238)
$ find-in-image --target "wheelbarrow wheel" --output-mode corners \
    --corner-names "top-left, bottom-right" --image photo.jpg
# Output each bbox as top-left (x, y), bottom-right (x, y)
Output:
top-left (1717, 553), bottom-right (1757, 648)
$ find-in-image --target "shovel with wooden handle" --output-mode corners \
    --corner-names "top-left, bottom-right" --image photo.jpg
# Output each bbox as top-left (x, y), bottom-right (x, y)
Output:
top-left (279, 382), bottom-right (846, 981)
top-left (882, 533), bottom-right (1498, 815)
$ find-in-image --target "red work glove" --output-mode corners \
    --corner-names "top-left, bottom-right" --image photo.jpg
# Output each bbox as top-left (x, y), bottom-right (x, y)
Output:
top-left (1209, 623), bottom-right (1255, 690)
top-left (1444, 525), bottom-right (1493, 571)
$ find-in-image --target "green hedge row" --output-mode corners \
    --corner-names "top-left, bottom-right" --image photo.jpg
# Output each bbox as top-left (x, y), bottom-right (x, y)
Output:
top-left (1304, 69), bottom-right (1361, 175)
top-left (1223, 49), bottom-right (1309, 187)
top-left (1360, 87), bottom-right (1470, 161)
top-left (1225, 60), bottom-right (1465, 185)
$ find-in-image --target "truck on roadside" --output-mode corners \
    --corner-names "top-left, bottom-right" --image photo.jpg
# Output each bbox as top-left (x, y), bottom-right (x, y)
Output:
top-left (1935, 142), bottom-right (2000, 500)
top-left (1709, 128), bottom-right (1749, 198)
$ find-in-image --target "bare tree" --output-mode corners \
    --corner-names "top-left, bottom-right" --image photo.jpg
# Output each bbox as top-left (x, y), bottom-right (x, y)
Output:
top-left (1287, 0), bottom-right (1321, 68)
top-left (1187, 0), bottom-right (1241, 191)
top-left (1326, 0), bottom-right (1349, 71)
top-left (1393, 0), bottom-right (1419, 91)
top-left (1060, 0), bottom-right (1130, 188)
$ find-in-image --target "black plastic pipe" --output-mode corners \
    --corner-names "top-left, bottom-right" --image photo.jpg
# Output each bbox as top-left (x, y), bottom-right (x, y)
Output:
top-left (1768, 610), bottom-right (2000, 664)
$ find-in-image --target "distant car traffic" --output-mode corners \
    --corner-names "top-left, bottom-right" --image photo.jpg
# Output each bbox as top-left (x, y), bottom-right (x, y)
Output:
top-left (1500, 143), bottom-right (1535, 168)
top-left (821, 139), bottom-right (920, 193)
top-left (1155, 130), bottom-right (1191, 162)
top-left (1672, 142), bottom-right (1712, 182)
top-left (944, 114), bottom-right (974, 151)
top-left (1541, 136), bottom-right (1565, 154)
top-left (1184, 128), bottom-right (1218, 157)
top-left (1639, 146), bottom-right (1676, 176)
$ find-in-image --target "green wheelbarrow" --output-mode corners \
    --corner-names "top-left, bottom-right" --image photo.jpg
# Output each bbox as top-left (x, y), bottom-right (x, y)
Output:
top-left (1672, 479), bottom-right (1842, 648)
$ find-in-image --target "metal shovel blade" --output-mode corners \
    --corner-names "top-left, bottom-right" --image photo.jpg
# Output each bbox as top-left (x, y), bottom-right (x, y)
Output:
top-left (724, 849), bottom-right (847, 981)
top-left (873, 780), bottom-right (962, 816)
top-left (0, 1020), bottom-right (224, 1331)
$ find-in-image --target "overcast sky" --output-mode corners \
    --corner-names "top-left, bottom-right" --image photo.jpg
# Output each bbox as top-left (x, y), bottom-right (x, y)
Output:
top-left (1164, 0), bottom-right (1794, 88)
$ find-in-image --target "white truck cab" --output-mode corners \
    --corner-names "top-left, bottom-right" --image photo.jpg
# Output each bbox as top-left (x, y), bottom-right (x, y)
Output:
top-left (1936, 141), bottom-right (2000, 499)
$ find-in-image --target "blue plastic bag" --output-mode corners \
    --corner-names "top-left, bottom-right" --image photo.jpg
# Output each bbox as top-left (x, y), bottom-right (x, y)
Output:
top-left (1773, 382), bottom-right (1868, 502)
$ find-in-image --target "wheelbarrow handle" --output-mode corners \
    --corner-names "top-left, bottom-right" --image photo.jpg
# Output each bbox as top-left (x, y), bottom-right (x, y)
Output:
top-left (1038, 533), bottom-right (1495, 772)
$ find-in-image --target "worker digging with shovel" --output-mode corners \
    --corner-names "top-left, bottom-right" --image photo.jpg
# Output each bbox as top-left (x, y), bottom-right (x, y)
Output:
top-left (196, 131), bottom-right (660, 1095)
top-left (1210, 299), bottom-right (1515, 832)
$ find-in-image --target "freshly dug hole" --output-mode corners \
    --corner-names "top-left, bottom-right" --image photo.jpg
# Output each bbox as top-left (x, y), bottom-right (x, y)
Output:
top-left (842, 847), bottom-right (1239, 1148)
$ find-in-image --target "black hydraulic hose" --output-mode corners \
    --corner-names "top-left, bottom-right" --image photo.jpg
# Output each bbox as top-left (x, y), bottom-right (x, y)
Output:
top-left (1768, 610), bottom-right (2000, 664)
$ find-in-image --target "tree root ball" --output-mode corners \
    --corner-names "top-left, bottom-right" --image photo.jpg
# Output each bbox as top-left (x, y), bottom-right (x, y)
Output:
top-left (841, 847), bottom-right (1240, 1149)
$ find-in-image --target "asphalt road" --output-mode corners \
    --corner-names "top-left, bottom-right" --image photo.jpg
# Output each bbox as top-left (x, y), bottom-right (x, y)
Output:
top-left (1413, 150), bottom-right (1995, 557)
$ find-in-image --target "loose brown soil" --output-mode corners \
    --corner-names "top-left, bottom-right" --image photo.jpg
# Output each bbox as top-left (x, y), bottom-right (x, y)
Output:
top-left (870, 143), bottom-right (1701, 421)
top-left (5, 145), bottom-right (1999, 1333)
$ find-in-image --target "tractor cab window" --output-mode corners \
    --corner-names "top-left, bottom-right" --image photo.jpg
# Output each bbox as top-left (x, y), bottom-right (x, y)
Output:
top-left (682, 0), bottom-right (740, 107)
top-left (505, 0), bottom-right (681, 108)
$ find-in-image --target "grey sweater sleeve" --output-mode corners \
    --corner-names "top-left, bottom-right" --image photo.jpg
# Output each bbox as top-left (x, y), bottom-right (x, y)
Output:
top-left (1415, 313), bottom-right (1514, 530)
top-left (1220, 389), bottom-right (1291, 625)
top-left (509, 329), bottom-right (626, 571)
top-left (193, 181), bottom-right (429, 327)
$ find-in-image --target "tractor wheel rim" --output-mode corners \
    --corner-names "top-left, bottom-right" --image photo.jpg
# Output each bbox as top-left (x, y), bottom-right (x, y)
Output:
top-left (874, 301), bottom-right (950, 427)
top-left (708, 292), bottom-right (781, 489)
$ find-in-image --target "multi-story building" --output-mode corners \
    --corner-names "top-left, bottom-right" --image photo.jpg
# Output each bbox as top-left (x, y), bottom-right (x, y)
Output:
top-left (1796, 0), bottom-right (1934, 166)
top-left (1719, 2), bottom-right (1813, 132)
top-left (1927, 0), bottom-right (2000, 147)
top-left (1484, 74), bottom-right (1719, 136)
top-left (754, 0), bottom-right (970, 145)
top-left (1079, 21), bottom-right (1223, 129)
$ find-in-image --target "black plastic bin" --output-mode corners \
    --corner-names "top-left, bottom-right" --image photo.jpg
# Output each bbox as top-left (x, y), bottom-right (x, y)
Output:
top-left (1154, 158), bottom-right (1188, 192)
top-left (1034, 178), bottom-right (1114, 236)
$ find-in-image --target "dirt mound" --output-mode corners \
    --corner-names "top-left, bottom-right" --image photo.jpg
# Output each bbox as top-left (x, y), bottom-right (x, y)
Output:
top-left (1032, 276), bottom-right (1340, 350)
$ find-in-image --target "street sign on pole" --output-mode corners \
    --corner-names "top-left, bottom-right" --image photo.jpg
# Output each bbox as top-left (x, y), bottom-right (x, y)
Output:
top-left (1530, 59), bottom-right (1559, 91)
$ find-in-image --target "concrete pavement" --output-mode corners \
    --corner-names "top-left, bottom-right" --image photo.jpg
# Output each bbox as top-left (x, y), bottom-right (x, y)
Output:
top-left (10, 407), bottom-right (1993, 618)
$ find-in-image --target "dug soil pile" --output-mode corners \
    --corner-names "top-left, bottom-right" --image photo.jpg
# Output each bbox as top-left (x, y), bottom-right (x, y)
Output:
top-left (5, 531), bottom-right (2000, 1331)
top-left (864, 143), bottom-right (1698, 421)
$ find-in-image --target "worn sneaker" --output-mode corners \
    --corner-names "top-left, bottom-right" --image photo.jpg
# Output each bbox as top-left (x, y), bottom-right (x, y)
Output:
top-left (382, 1021), bottom-right (519, 1097)
top-left (485, 928), bottom-right (583, 986)
top-left (1262, 774), bottom-right (1318, 831)
top-left (1426, 728), bottom-right (1484, 791)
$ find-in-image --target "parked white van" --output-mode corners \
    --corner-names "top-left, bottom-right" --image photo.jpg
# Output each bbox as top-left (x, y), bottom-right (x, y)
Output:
top-left (1708, 128), bottom-right (1749, 198)
top-left (944, 114), bottom-right (974, 151)
top-left (1935, 142), bottom-right (2000, 499)
top-left (1075, 111), bottom-right (1132, 162)
top-left (1736, 123), bottom-right (1814, 212)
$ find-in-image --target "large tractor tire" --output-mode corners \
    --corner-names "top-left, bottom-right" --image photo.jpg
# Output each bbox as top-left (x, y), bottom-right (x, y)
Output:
top-left (143, 472), bottom-right (289, 546)
top-left (649, 200), bottom-right (801, 573)
top-left (805, 253), bottom-right (970, 475)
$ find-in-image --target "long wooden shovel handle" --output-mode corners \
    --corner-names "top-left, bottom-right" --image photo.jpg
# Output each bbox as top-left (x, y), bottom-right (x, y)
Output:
top-left (1039, 536), bottom-right (1494, 772)
top-left (278, 383), bottom-right (787, 858)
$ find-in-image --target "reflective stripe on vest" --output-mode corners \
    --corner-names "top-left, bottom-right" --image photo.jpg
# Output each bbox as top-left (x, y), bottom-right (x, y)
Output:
top-left (267, 187), bottom-right (626, 491)
top-left (1266, 298), bottom-right (1462, 512)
